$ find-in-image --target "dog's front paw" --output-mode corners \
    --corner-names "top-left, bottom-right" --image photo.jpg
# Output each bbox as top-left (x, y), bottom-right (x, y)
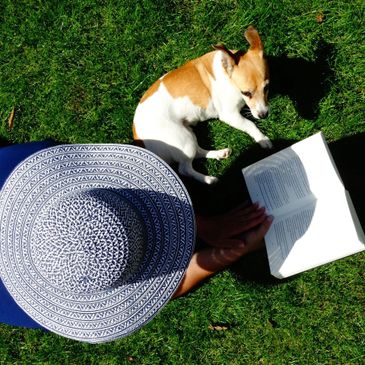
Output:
top-left (258, 136), bottom-right (273, 149)
top-left (216, 147), bottom-right (231, 160)
top-left (204, 176), bottom-right (219, 185)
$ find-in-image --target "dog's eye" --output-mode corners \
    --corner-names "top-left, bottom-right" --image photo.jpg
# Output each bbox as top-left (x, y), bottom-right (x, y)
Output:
top-left (242, 91), bottom-right (252, 98)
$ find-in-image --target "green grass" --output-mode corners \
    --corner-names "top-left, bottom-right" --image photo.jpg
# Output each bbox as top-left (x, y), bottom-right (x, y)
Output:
top-left (1, 0), bottom-right (365, 364)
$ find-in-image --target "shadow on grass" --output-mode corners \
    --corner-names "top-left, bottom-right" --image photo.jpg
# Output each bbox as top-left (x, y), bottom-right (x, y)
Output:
top-left (181, 138), bottom-right (294, 215)
top-left (0, 137), bottom-right (11, 147)
top-left (183, 133), bottom-right (365, 285)
top-left (329, 133), bottom-right (365, 227)
top-left (268, 40), bottom-right (335, 120)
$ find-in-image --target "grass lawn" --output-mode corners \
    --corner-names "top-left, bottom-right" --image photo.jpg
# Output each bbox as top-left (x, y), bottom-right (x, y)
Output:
top-left (1, 0), bottom-right (365, 364)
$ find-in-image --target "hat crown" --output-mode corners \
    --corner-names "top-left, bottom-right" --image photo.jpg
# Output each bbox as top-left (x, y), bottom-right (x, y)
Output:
top-left (31, 189), bottom-right (145, 294)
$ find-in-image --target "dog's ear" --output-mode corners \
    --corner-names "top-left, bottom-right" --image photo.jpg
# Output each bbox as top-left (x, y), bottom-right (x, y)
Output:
top-left (213, 44), bottom-right (242, 75)
top-left (244, 26), bottom-right (263, 55)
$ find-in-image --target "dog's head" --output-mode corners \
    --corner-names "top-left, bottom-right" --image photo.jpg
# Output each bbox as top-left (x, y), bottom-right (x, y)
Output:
top-left (214, 26), bottom-right (269, 119)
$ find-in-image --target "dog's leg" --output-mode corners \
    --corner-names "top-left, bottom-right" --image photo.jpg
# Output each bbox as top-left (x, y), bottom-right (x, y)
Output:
top-left (220, 112), bottom-right (272, 148)
top-left (178, 161), bottom-right (218, 185)
top-left (196, 146), bottom-right (231, 160)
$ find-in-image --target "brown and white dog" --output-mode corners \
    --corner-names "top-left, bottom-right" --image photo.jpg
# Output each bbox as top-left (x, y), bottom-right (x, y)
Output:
top-left (133, 26), bottom-right (272, 184)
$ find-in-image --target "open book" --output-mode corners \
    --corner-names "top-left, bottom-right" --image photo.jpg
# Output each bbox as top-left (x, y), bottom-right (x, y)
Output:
top-left (242, 132), bottom-right (365, 278)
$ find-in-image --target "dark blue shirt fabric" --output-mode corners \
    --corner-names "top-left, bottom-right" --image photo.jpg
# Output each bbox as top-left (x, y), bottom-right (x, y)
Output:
top-left (0, 141), bottom-right (57, 328)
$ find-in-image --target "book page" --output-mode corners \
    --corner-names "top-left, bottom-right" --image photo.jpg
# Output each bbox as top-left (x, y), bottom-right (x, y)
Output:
top-left (243, 144), bottom-right (314, 216)
top-left (266, 201), bottom-right (316, 266)
top-left (290, 132), bottom-right (344, 197)
top-left (268, 192), bottom-right (365, 278)
top-left (242, 133), bottom-right (344, 216)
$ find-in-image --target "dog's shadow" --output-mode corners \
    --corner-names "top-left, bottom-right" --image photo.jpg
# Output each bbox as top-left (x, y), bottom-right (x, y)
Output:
top-left (268, 40), bottom-right (335, 120)
top-left (181, 139), bottom-right (293, 215)
top-left (183, 133), bottom-right (365, 285)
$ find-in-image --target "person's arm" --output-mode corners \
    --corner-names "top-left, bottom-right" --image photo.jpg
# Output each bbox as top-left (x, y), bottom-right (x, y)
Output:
top-left (173, 204), bottom-right (272, 298)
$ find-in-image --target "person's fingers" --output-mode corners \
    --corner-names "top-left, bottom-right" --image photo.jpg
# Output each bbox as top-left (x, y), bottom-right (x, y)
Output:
top-left (259, 215), bottom-right (274, 236)
top-left (230, 203), bottom-right (269, 223)
top-left (244, 215), bottom-right (273, 247)
top-left (196, 203), bottom-right (271, 247)
top-left (203, 208), bottom-right (268, 242)
top-left (225, 208), bottom-right (268, 236)
top-left (203, 213), bottom-right (272, 249)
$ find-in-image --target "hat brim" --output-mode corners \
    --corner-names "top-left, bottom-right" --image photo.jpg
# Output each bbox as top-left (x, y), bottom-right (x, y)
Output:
top-left (0, 144), bottom-right (195, 343)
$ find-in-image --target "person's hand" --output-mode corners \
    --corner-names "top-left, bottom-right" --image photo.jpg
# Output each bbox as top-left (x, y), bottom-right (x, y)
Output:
top-left (173, 209), bottom-right (273, 298)
top-left (196, 201), bottom-right (272, 249)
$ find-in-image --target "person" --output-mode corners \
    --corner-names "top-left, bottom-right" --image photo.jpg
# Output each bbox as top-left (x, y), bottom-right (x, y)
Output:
top-left (173, 202), bottom-right (272, 297)
top-left (0, 141), bottom-right (272, 342)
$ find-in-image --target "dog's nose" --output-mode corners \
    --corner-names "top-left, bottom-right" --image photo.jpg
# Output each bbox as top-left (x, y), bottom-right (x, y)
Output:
top-left (258, 110), bottom-right (268, 119)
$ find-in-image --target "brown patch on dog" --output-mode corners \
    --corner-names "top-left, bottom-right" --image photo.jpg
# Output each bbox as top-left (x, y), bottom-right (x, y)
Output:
top-left (132, 124), bottom-right (145, 147)
top-left (140, 78), bottom-right (162, 104)
top-left (162, 51), bottom-right (215, 109)
top-left (239, 50), bottom-right (268, 80)
top-left (244, 26), bottom-right (263, 51)
top-left (230, 48), bottom-right (269, 111)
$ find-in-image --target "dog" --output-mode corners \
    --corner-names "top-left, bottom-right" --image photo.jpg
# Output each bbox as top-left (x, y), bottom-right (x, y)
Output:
top-left (133, 26), bottom-right (272, 184)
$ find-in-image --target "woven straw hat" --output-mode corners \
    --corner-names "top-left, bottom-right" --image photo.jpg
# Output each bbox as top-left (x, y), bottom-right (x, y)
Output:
top-left (0, 144), bottom-right (195, 343)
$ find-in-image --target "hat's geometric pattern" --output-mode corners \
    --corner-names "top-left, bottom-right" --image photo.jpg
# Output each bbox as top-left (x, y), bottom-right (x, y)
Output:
top-left (0, 145), bottom-right (195, 343)
top-left (31, 189), bottom-right (146, 294)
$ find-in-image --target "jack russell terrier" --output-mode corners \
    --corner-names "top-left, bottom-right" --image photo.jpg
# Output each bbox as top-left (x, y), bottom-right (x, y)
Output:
top-left (133, 26), bottom-right (272, 184)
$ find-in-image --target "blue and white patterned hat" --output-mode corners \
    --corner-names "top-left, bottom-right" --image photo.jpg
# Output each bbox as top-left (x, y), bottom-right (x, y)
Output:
top-left (0, 144), bottom-right (195, 343)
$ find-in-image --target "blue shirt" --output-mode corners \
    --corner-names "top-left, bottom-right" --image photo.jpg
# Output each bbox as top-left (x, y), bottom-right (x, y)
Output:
top-left (0, 141), bottom-right (57, 328)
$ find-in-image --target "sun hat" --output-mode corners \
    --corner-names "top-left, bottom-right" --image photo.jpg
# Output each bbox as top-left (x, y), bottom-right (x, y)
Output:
top-left (0, 144), bottom-right (195, 343)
